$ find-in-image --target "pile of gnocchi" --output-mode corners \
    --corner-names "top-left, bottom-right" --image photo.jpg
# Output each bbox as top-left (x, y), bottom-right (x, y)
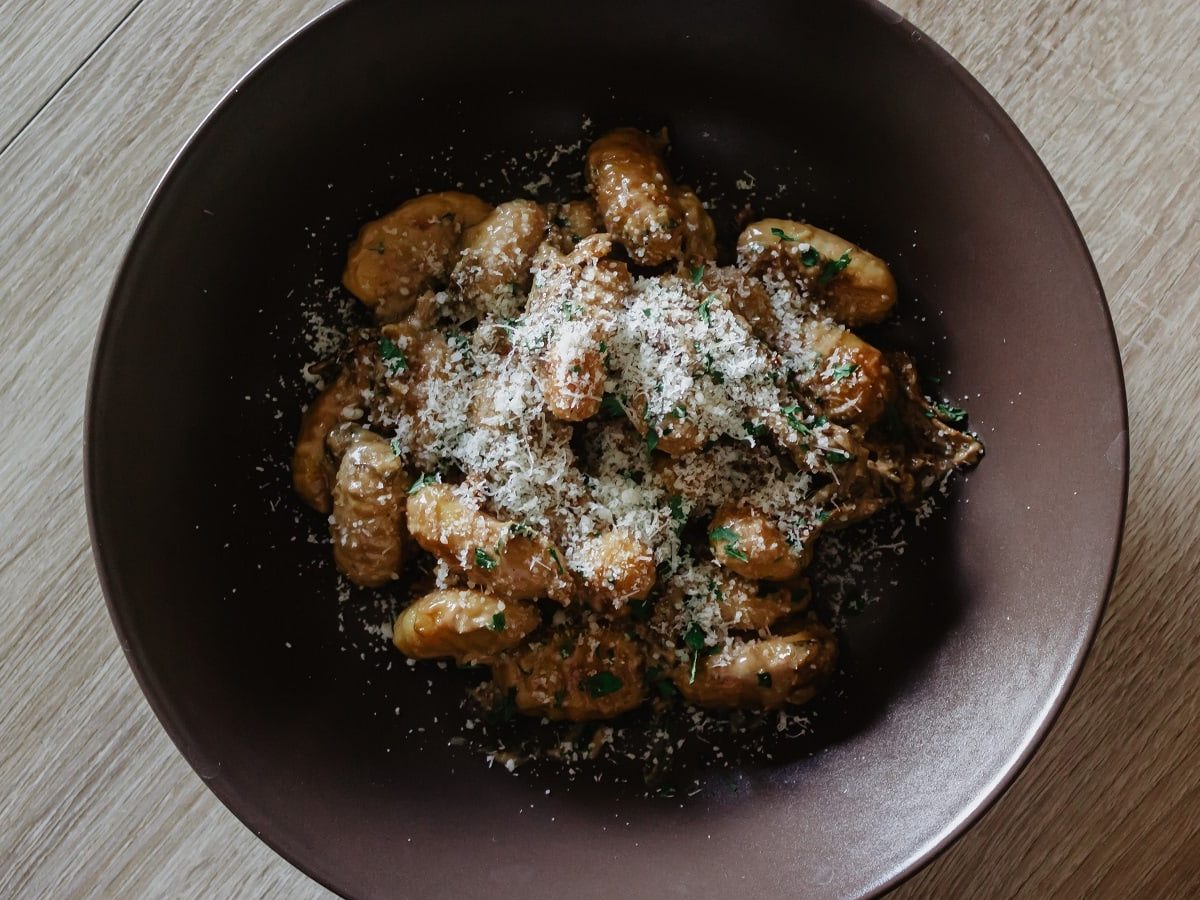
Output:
top-left (291, 126), bottom-right (982, 723)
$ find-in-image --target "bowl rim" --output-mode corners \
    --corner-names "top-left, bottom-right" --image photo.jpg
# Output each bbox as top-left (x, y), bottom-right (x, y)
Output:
top-left (85, 0), bottom-right (1129, 895)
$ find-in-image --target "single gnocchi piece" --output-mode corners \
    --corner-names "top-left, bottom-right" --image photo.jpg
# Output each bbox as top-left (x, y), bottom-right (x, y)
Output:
top-left (452, 200), bottom-right (549, 319)
top-left (328, 428), bottom-right (411, 587)
top-left (799, 317), bottom-right (893, 426)
top-left (292, 368), bottom-right (366, 514)
top-left (738, 218), bottom-right (898, 326)
top-left (530, 235), bottom-right (629, 422)
top-left (586, 127), bottom-right (685, 266)
top-left (406, 483), bottom-right (574, 603)
top-left (343, 192), bottom-right (492, 321)
top-left (490, 624), bottom-right (646, 720)
top-left (708, 503), bottom-right (809, 581)
top-left (673, 625), bottom-right (837, 709)
top-left (393, 588), bottom-right (540, 664)
top-left (576, 528), bottom-right (657, 614)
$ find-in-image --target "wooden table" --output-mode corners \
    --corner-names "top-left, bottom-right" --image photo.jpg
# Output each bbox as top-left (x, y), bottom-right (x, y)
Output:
top-left (2, 1), bottom-right (1196, 896)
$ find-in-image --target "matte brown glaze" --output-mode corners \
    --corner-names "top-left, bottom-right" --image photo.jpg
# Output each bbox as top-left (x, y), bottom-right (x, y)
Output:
top-left (85, 1), bottom-right (1128, 897)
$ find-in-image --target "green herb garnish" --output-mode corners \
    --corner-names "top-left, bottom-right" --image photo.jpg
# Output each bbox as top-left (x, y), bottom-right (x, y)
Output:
top-left (645, 427), bottom-right (660, 453)
top-left (709, 526), bottom-right (749, 562)
top-left (818, 250), bottom-right (853, 285)
top-left (831, 362), bottom-right (859, 381)
top-left (491, 612), bottom-right (506, 631)
top-left (698, 294), bottom-right (714, 324)
top-left (683, 623), bottom-right (715, 684)
top-left (668, 494), bottom-right (686, 523)
top-left (379, 336), bottom-right (408, 374)
top-left (782, 404), bottom-right (810, 433)
top-left (823, 449), bottom-right (855, 464)
top-left (757, 671), bottom-right (773, 687)
top-left (933, 402), bottom-right (967, 424)
top-left (599, 392), bottom-right (625, 419)
top-left (770, 227), bottom-right (795, 241)
top-left (474, 548), bottom-right (498, 571)
top-left (408, 473), bottom-right (435, 494)
top-left (583, 672), bottom-right (623, 698)
top-left (547, 547), bottom-right (565, 575)
top-left (799, 245), bottom-right (821, 267)
top-left (690, 264), bottom-right (705, 285)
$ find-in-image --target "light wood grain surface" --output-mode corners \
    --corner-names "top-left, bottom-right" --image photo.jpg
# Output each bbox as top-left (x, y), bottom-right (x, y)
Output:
top-left (1, 0), bottom-right (1196, 897)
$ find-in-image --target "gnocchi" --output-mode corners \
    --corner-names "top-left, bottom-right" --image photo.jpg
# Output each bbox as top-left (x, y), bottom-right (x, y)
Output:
top-left (290, 125), bottom-right (983, 730)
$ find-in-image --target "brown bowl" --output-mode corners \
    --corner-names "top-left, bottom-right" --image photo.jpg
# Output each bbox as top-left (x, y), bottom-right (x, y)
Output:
top-left (86, 0), bottom-right (1127, 896)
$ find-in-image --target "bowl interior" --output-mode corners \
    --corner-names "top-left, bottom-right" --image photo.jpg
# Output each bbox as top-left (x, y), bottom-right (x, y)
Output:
top-left (88, 1), bottom-right (1126, 896)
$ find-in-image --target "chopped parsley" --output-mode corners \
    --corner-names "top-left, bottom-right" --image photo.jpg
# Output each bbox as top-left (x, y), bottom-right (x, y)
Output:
top-left (931, 402), bottom-right (968, 424)
top-left (770, 227), bottom-right (795, 241)
top-left (690, 264), bottom-right (705, 284)
top-left (408, 473), bottom-right (436, 494)
top-left (757, 671), bottom-right (773, 687)
top-left (698, 294), bottom-right (714, 324)
top-left (645, 426), bottom-right (660, 453)
top-left (599, 392), bottom-right (625, 419)
top-left (491, 612), bottom-right (506, 631)
top-left (799, 245), bottom-right (821, 267)
top-left (379, 336), bottom-right (408, 374)
top-left (683, 623), bottom-right (717, 684)
top-left (709, 525), bottom-right (749, 562)
top-left (782, 404), bottom-right (810, 433)
top-left (743, 419), bottom-right (767, 438)
top-left (668, 494), bottom-right (686, 525)
top-left (831, 362), bottom-right (859, 381)
top-left (547, 547), bottom-right (565, 575)
top-left (818, 250), bottom-right (853, 285)
top-left (390, 437), bottom-right (403, 457)
top-left (508, 522), bottom-right (536, 539)
top-left (823, 449), bottom-right (855, 464)
top-left (583, 672), bottom-right (623, 698)
top-left (474, 548), bottom-right (498, 571)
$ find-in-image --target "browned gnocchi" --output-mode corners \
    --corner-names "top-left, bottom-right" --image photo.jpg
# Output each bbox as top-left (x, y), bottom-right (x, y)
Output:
top-left (291, 124), bottom-right (983, 728)
top-left (328, 427), bottom-right (410, 587)
top-left (393, 589), bottom-right (540, 663)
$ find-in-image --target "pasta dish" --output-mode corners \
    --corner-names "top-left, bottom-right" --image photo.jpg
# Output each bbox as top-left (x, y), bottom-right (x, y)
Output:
top-left (290, 126), bottom-right (982, 724)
